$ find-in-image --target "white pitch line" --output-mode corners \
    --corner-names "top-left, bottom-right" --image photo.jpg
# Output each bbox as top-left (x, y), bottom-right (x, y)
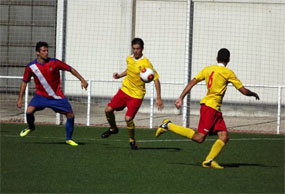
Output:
top-left (2, 134), bottom-right (284, 142)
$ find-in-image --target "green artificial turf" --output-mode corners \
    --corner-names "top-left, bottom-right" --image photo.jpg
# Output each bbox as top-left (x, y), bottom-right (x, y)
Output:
top-left (1, 123), bottom-right (284, 193)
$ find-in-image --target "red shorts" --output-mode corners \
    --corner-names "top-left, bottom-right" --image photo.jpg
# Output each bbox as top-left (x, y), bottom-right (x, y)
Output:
top-left (108, 89), bottom-right (143, 118)
top-left (197, 104), bottom-right (227, 135)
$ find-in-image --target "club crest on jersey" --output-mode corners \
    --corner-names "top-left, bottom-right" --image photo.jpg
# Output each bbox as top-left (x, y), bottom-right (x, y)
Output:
top-left (138, 66), bottom-right (142, 71)
top-left (49, 67), bottom-right (53, 71)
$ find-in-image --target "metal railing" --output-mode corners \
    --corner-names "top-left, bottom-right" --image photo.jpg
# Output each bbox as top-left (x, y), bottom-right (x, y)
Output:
top-left (0, 76), bottom-right (284, 134)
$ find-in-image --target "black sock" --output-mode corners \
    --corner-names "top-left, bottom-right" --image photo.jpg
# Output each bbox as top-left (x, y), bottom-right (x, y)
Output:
top-left (26, 113), bottom-right (35, 130)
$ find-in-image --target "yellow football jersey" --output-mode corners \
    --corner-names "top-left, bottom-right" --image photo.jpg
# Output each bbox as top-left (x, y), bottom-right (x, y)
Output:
top-left (195, 63), bottom-right (243, 111)
top-left (121, 55), bottom-right (159, 99)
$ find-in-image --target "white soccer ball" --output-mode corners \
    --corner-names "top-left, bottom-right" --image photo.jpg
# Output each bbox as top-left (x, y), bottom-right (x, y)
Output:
top-left (140, 68), bottom-right (154, 83)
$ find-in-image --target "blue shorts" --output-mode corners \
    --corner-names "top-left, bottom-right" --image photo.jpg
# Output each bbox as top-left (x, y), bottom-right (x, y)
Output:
top-left (29, 94), bottom-right (73, 114)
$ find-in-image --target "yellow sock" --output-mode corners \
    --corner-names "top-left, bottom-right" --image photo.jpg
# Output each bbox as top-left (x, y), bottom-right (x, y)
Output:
top-left (168, 123), bottom-right (195, 139)
top-left (105, 112), bottom-right (117, 130)
top-left (205, 139), bottom-right (225, 161)
top-left (127, 120), bottom-right (135, 142)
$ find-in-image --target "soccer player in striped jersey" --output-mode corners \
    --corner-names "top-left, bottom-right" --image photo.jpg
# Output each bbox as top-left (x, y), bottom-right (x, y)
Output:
top-left (17, 41), bottom-right (88, 146)
top-left (156, 48), bottom-right (260, 169)
top-left (101, 38), bottom-right (164, 150)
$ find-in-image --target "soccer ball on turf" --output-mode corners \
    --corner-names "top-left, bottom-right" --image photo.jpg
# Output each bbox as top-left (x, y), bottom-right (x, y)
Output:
top-left (140, 68), bottom-right (154, 83)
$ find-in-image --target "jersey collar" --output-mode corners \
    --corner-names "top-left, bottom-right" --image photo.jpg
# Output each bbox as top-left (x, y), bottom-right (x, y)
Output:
top-left (217, 63), bottom-right (225, 67)
top-left (132, 54), bottom-right (144, 61)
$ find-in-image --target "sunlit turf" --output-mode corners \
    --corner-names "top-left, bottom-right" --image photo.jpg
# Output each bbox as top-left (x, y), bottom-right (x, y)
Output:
top-left (1, 123), bottom-right (284, 193)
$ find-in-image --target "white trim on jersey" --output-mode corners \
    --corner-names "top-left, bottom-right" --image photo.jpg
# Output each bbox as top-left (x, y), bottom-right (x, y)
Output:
top-left (30, 64), bottom-right (62, 99)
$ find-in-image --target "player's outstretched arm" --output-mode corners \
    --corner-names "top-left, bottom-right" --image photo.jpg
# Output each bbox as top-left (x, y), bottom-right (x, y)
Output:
top-left (175, 78), bottom-right (198, 109)
top-left (154, 79), bottom-right (164, 110)
top-left (238, 87), bottom-right (260, 100)
top-left (113, 70), bottom-right (127, 79)
top-left (70, 68), bottom-right (88, 90)
top-left (17, 82), bottom-right (27, 108)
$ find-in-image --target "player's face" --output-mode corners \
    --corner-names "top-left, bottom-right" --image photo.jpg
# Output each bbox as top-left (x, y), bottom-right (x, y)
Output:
top-left (132, 44), bottom-right (143, 59)
top-left (36, 46), bottom-right (49, 60)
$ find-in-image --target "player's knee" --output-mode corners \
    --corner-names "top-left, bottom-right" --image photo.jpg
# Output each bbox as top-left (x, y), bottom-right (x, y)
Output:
top-left (125, 116), bottom-right (133, 123)
top-left (196, 138), bottom-right (205, 144)
top-left (193, 133), bottom-right (206, 144)
top-left (105, 106), bottom-right (113, 113)
top-left (26, 106), bottom-right (36, 114)
top-left (220, 136), bottom-right (229, 144)
top-left (66, 112), bottom-right (74, 118)
top-left (218, 132), bottom-right (229, 144)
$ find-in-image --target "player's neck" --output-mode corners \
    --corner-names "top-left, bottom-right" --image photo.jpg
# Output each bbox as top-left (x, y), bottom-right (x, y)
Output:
top-left (133, 54), bottom-right (143, 60)
top-left (37, 57), bottom-right (49, 64)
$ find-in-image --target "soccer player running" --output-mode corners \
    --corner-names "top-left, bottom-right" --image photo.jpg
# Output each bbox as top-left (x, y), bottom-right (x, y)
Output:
top-left (156, 48), bottom-right (260, 168)
top-left (17, 41), bottom-right (88, 146)
top-left (101, 38), bottom-right (164, 150)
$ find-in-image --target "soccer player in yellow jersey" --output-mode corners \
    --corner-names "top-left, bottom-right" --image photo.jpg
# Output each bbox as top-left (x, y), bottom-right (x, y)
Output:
top-left (156, 48), bottom-right (259, 168)
top-left (101, 38), bottom-right (164, 150)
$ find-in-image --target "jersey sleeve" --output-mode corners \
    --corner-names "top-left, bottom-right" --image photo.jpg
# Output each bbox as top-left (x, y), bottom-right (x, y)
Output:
top-left (56, 59), bottom-right (71, 71)
top-left (194, 68), bottom-right (206, 82)
top-left (228, 70), bottom-right (243, 89)
top-left (22, 66), bottom-right (33, 83)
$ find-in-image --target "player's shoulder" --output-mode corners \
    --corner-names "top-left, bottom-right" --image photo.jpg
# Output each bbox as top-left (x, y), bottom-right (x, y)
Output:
top-left (126, 55), bottom-right (133, 60)
top-left (49, 58), bottom-right (57, 62)
top-left (50, 58), bottom-right (66, 65)
top-left (26, 59), bottom-right (37, 67)
top-left (140, 56), bottom-right (152, 65)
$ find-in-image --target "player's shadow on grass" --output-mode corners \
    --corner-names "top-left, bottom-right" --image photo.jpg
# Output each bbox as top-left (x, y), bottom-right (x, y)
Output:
top-left (26, 141), bottom-right (86, 145)
top-left (221, 163), bottom-right (279, 168)
top-left (170, 162), bottom-right (278, 168)
top-left (104, 146), bottom-right (181, 152)
top-left (139, 147), bottom-right (182, 152)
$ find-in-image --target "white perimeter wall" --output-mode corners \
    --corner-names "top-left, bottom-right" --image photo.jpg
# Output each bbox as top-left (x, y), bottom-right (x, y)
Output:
top-left (59, 0), bottom-right (285, 104)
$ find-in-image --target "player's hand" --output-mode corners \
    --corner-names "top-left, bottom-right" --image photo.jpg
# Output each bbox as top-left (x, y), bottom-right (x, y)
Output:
top-left (156, 99), bottom-right (164, 110)
top-left (253, 92), bottom-right (260, 100)
top-left (113, 73), bottom-right (120, 79)
top-left (175, 98), bottom-right (183, 109)
top-left (81, 80), bottom-right (88, 90)
top-left (17, 99), bottom-right (22, 109)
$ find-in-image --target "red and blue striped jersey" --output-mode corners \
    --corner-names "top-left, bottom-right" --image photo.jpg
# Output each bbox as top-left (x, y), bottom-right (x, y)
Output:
top-left (22, 58), bottom-right (71, 99)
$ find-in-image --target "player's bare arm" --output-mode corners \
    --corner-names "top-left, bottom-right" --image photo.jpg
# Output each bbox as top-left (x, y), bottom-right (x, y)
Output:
top-left (175, 78), bottom-right (198, 109)
top-left (17, 82), bottom-right (28, 108)
top-left (154, 79), bottom-right (164, 110)
top-left (238, 87), bottom-right (260, 100)
top-left (70, 68), bottom-right (88, 90)
top-left (113, 70), bottom-right (127, 79)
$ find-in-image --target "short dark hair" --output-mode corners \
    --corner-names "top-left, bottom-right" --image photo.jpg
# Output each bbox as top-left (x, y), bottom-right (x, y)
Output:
top-left (217, 48), bottom-right (230, 63)
top-left (36, 41), bottom-right (49, 52)
top-left (131, 38), bottom-right (144, 49)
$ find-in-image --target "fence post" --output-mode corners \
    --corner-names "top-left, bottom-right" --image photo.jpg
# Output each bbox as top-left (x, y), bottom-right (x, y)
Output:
top-left (87, 80), bottom-right (92, 126)
top-left (277, 86), bottom-right (282, 134)
top-left (149, 82), bottom-right (154, 129)
top-left (24, 84), bottom-right (29, 123)
top-left (183, 0), bottom-right (193, 127)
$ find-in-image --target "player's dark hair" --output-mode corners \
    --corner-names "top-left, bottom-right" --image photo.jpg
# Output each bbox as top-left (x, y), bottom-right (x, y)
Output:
top-left (36, 41), bottom-right (49, 52)
top-left (132, 38), bottom-right (144, 49)
top-left (217, 48), bottom-right (230, 63)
